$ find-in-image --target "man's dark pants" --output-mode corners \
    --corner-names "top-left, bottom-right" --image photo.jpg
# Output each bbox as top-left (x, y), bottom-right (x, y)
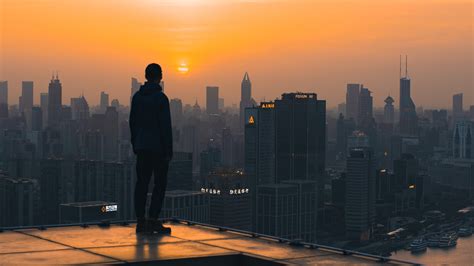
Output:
top-left (134, 151), bottom-right (169, 219)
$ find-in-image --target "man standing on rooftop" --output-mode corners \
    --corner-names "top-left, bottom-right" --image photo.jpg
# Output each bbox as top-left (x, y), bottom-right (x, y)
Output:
top-left (129, 63), bottom-right (173, 234)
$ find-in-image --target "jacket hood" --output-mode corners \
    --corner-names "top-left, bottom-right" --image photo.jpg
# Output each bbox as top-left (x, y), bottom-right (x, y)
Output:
top-left (139, 81), bottom-right (162, 95)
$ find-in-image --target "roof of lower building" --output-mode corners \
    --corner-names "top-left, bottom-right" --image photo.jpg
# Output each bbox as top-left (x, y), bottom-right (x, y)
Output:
top-left (0, 220), bottom-right (414, 265)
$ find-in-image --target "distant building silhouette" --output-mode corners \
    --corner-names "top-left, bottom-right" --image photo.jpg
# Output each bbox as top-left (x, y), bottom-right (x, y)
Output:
top-left (20, 81), bottom-right (34, 114)
top-left (346, 83), bottom-right (361, 122)
top-left (31, 106), bottom-right (43, 131)
top-left (71, 96), bottom-right (90, 120)
top-left (399, 56), bottom-right (418, 136)
top-left (48, 74), bottom-right (62, 128)
top-left (453, 120), bottom-right (473, 159)
top-left (206, 86), bottom-right (219, 115)
top-left (240, 72), bottom-right (253, 127)
top-left (100, 91), bottom-right (109, 113)
top-left (357, 86), bottom-right (373, 126)
top-left (384, 96), bottom-right (395, 124)
top-left (0, 81), bottom-right (8, 118)
top-left (40, 92), bottom-right (48, 128)
top-left (170, 98), bottom-right (183, 126)
top-left (130, 77), bottom-right (141, 103)
top-left (452, 93), bottom-right (463, 119)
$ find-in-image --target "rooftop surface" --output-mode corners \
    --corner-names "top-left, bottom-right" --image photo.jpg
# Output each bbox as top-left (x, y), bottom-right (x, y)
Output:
top-left (0, 221), bottom-right (414, 265)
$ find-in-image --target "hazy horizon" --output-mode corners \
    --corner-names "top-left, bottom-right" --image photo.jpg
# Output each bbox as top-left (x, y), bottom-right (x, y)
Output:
top-left (1, 0), bottom-right (472, 108)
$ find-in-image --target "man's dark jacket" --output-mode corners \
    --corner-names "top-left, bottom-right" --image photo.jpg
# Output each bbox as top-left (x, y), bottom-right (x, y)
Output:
top-left (129, 82), bottom-right (173, 158)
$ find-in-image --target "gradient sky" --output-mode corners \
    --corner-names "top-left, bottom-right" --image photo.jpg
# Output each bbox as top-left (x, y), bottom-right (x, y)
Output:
top-left (0, 0), bottom-right (472, 108)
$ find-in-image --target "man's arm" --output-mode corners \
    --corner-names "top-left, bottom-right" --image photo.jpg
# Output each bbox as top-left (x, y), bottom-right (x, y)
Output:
top-left (159, 95), bottom-right (173, 160)
top-left (129, 96), bottom-right (137, 152)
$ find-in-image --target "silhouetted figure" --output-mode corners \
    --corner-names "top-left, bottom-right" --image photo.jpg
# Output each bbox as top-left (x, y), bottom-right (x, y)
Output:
top-left (130, 63), bottom-right (173, 234)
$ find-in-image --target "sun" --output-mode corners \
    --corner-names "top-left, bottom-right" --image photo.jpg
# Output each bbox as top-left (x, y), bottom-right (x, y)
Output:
top-left (178, 63), bottom-right (189, 74)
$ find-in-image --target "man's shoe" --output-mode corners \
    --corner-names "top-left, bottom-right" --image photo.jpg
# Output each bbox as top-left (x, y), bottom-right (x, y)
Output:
top-left (149, 220), bottom-right (171, 234)
top-left (136, 218), bottom-right (149, 234)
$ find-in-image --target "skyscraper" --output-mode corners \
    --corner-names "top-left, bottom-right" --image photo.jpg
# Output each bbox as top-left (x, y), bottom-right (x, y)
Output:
top-left (275, 93), bottom-right (326, 183)
top-left (384, 96), bottom-right (395, 124)
top-left (20, 81), bottom-right (34, 114)
top-left (100, 91), bottom-right (109, 113)
top-left (48, 74), bottom-right (62, 128)
top-left (0, 81), bottom-right (7, 105)
top-left (240, 72), bottom-right (252, 126)
top-left (399, 56), bottom-right (418, 136)
top-left (71, 96), bottom-right (90, 120)
top-left (452, 93), bottom-right (463, 119)
top-left (206, 86), bottom-right (219, 115)
top-left (31, 107), bottom-right (43, 131)
top-left (0, 81), bottom-right (8, 118)
top-left (40, 93), bottom-right (48, 128)
top-left (130, 77), bottom-right (141, 103)
top-left (357, 86), bottom-right (373, 126)
top-left (245, 93), bottom-right (325, 239)
top-left (170, 98), bottom-right (183, 126)
top-left (346, 84), bottom-right (361, 122)
top-left (345, 148), bottom-right (376, 240)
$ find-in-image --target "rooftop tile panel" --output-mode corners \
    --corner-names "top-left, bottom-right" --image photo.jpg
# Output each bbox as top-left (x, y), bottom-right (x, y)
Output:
top-left (0, 221), bottom-right (412, 265)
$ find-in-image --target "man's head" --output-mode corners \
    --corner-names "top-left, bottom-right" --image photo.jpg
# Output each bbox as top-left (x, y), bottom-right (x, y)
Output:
top-left (145, 63), bottom-right (162, 83)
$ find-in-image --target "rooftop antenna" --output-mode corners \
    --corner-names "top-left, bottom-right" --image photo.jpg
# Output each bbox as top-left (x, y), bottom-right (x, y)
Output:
top-left (405, 55), bottom-right (408, 78)
top-left (399, 55), bottom-right (402, 79)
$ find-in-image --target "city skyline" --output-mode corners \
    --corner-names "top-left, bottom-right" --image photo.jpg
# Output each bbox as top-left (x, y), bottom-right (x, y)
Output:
top-left (1, 0), bottom-right (472, 108)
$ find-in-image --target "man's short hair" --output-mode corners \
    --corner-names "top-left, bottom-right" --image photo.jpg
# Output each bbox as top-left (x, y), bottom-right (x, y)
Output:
top-left (145, 63), bottom-right (162, 81)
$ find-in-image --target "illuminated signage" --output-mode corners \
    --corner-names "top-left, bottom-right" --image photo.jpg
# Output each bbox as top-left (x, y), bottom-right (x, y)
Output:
top-left (201, 188), bottom-right (249, 195)
top-left (229, 188), bottom-right (249, 195)
top-left (248, 115), bottom-right (255, 124)
top-left (294, 93), bottom-right (315, 99)
top-left (408, 185), bottom-right (415, 189)
top-left (101, 204), bottom-right (118, 213)
top-left (201, 188), bottom-right (221, 195)
top-left (261, 103), bottom-right (275, 109)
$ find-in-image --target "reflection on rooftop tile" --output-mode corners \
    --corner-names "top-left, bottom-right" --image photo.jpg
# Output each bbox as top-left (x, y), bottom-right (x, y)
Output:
top-left (202, 237), bottom-right (322, 260)
top-left (0, 249), bottom-right (117, 264)
top-left (86, 241), bottom-right (237, 263)
top-left (166, 223), bottom-right (245, 241)
top-left (22, 224), bottom-right (183, 248)
top-left (0, 231), bottom-right (69, 254)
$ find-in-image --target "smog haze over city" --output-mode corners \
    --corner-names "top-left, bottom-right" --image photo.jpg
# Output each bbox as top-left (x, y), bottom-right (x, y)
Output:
top-left (1, 0), bottom-right (472, 107)
top-left (0, 1), bottom-right (473, 265)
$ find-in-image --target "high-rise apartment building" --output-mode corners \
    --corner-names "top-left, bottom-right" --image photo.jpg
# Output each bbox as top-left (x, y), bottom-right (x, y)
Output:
top-left (345, 148), bottom-right (376, 240)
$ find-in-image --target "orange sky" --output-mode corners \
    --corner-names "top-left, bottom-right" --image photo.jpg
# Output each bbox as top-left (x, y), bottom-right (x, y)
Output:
top-left (0, 0), bottom-right (472, 108)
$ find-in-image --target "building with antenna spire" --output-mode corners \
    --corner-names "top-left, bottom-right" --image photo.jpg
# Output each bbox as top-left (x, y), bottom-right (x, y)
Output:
top-left (47, 73), bottom-right (62, 128)
top-left (399, 55), bottom-right (418, 136)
